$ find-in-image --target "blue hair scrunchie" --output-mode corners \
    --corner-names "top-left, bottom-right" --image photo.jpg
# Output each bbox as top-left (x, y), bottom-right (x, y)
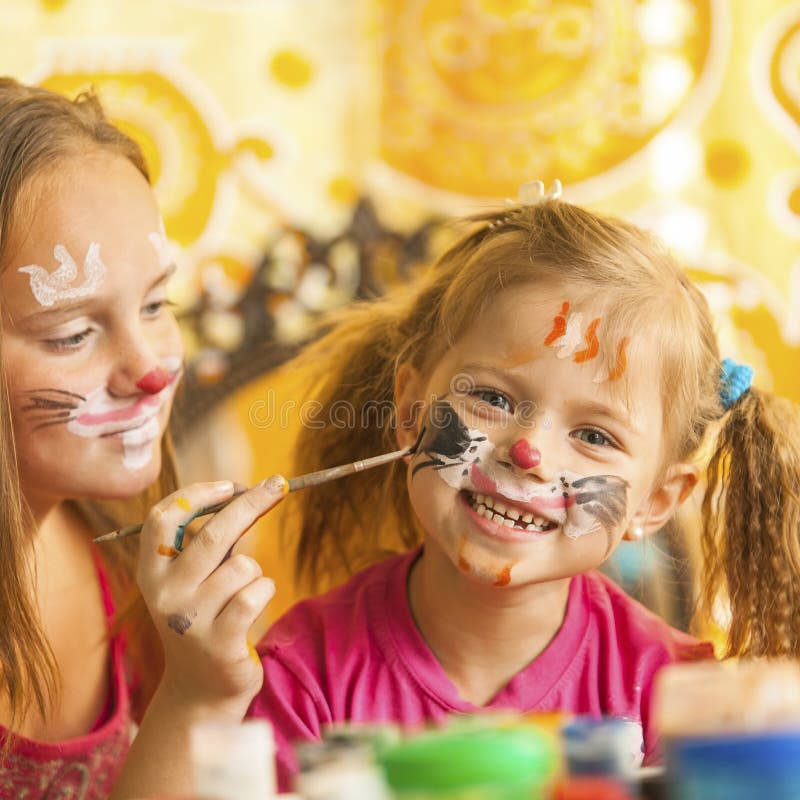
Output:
top-left (719, 357), bottom-right (754, 411)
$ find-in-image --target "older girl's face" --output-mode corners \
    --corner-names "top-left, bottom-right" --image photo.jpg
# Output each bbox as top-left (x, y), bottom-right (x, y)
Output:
top-left (399, 283), bottom-right (691, 589)
top-left (0, 152), bottom-right (183, 509)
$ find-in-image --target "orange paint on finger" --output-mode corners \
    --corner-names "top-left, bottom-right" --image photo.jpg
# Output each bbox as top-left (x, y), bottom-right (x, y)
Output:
top-left (544, 301), bottom-right (569, 345)
top-left (574, 317), bottom-right (600, 362)
top-left (607, 337), bottom-right (630, 381)
top-left (157, 544), bottom-right (180, 558)
top-left (175, 497), bottom-right (191, 512)
top-left (248, 642), bottom-right (261, 665)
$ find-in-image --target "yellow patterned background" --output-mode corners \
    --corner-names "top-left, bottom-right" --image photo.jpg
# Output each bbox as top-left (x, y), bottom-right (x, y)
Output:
top-left (3, 0), bottom-right (800, 619)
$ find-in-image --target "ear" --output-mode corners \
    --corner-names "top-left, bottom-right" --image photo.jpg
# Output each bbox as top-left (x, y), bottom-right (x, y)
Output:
top-left (394, 362), bottom-right (424, 455)
top-left (626, 462), bottom-right (699, 540)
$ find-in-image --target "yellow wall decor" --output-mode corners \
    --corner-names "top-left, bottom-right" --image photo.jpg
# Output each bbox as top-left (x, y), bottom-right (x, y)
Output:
top-left (376, 0), bottom-right (718, 200)
top-left (2, 0), bottom-right (800, 620)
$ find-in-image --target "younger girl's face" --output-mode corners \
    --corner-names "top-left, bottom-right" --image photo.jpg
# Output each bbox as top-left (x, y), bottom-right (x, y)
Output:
top-left (401, 283), bottom-right (674, 589)
top-left (0, 152), bottom-right (183, 509)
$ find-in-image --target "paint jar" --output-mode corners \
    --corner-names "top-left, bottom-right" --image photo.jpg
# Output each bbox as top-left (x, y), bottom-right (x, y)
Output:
top-left (190, 718), bottom-right (276, 799)
top-left (294, 736), bottom-right (393, 800)
top-left (561, 716), bottom-right (643, 795)
top-left (655, 658), bottom-right (800, 799)
top-left (378, 724), bottom-right (559, 799)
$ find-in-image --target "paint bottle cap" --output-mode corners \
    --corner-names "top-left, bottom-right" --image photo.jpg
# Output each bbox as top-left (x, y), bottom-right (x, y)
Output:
top-left (379, 724), bottom-right (558, 796)
top-left (190, 718), bottom-right (276, 800)
top-left (654, 658), bottom-right (800, 737)
top-left (295, 738), bottom-right (392, 800)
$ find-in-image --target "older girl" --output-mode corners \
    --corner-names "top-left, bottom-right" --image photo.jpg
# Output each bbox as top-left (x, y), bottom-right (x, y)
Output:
top-left (0, 78), bottom-right (282, 798)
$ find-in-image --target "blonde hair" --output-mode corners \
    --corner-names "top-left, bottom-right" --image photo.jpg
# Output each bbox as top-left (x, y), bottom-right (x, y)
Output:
top-left (289, 200), bottom-right (800, 658)
top-left (0, 77), bottom-right (176, 745)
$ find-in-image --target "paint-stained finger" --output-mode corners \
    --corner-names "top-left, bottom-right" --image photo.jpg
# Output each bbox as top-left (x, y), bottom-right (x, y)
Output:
top-left (137, 481), bottom-right (236, 583)
top-left (171, 476), bottom-right (288, 584)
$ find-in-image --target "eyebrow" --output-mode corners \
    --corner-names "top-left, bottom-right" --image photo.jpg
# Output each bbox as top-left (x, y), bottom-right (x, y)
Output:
top-left (19, 264), bottom-right (177, 325)
top-left (567, 399), bottom-right (641, 437)
top-left (458, 362), bottom-right (641, 436)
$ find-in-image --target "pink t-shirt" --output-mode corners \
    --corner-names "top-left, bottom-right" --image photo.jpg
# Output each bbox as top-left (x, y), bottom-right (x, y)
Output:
top-left (249, 548), bottom-right (713, 791)
top-left (0, 553), bottom-right (133, 799)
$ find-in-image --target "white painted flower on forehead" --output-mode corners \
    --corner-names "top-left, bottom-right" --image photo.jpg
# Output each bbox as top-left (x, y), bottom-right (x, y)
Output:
top-left (18, 242), bottom-right (106, 307)
top-left (148, 217), bottom-right (172, 269)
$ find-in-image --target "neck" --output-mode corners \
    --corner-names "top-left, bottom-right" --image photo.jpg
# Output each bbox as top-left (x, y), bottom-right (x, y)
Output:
top-left (408, 541), bottom-right (571, 706)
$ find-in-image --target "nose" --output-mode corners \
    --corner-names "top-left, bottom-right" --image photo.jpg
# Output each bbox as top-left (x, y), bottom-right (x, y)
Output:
top-left (106, 331), bottom-right (169, 398)
top-left (136, 367), bottom-right (172, 394)
top-left (509, 438), bottom-right (541, 470)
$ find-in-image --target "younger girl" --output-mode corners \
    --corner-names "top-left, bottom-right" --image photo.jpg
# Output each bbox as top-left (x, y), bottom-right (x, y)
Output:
top-left (0, 78), bottom-right (282, 798)
top-left (246, 185), bottom-right (800, 789)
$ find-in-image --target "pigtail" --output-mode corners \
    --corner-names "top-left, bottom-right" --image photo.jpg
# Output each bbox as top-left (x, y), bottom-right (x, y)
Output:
top-left (699, 389), bottom-right (800, 657)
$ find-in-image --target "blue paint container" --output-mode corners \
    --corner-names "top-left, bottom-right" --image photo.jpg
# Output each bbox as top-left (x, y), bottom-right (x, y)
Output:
top-left (665, 730), bottom-right (800, 800)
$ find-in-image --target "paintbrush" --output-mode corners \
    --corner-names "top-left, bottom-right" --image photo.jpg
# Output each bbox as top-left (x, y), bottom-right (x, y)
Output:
top-left (92, 438), bottom-right (421, 545)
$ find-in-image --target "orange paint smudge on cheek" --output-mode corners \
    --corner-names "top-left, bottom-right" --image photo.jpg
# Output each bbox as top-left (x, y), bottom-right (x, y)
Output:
top-left (494, 564), bottom-right (515, 587)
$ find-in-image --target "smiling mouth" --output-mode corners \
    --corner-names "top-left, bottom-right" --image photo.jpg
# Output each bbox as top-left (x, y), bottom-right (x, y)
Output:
top-left (467, 491), bottom-right (558, 533)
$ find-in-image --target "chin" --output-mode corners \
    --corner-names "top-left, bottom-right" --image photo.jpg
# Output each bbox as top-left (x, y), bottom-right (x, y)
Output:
top-left (93, 456), bottom-right (163, 499)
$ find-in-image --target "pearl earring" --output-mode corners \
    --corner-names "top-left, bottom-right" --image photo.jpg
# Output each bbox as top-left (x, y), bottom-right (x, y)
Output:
top-left (630, 525), bottom-right (644, 540)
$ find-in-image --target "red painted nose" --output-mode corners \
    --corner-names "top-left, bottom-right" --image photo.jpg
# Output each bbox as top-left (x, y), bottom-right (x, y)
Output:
top-left (509, 439), bottom-right (541, 470)
top-left (136, 367), bottom-right (171, 394)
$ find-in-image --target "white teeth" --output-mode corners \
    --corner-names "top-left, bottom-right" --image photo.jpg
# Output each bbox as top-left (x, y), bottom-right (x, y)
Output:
top-left (469, 493), bottom-right (554, 533)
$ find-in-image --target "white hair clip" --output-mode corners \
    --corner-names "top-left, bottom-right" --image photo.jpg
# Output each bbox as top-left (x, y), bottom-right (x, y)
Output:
top-left (488, 179), bottom-right (563, 229)
top-left (516, 178), bottom-right (562, 205)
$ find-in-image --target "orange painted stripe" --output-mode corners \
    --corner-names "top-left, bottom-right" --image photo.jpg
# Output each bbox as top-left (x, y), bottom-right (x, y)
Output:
top-left (607, 337), bottom-right (630, 381)
top-left (574, 318), bottom-right (601, 363)
top-left (544, 301), bottom-right (570, 346)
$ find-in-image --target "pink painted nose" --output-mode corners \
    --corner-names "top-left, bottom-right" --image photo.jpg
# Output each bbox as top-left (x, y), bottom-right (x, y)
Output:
top-left (136, 367), bottom-right (171, 394)
top-left (509, 439), bottom-right (541, 470)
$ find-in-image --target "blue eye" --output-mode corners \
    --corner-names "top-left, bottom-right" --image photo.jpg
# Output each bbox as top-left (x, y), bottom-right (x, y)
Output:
top-left (142, 299), bottom-right (175, 318)
top-left (573, 428), bottom-right (615, 447)
top-left (473, 388), bottom-right (513, 413)
top-left (45, 329), bottom-right (93, 351)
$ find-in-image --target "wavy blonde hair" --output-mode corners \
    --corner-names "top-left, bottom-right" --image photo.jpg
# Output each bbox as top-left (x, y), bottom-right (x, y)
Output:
top-left (289, 200), bottom-right (800, 658)
top-left (0, 77), bottom-right (177, 746)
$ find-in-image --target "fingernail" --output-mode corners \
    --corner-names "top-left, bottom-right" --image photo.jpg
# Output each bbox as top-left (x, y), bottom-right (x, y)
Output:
top-left (260, 474), bottom-right (289, 495)
top-left (211, 480), bottom-right (234, 496)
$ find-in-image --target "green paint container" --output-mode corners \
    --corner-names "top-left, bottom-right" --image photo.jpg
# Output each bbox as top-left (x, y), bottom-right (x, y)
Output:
top-left (379, 725), bottom-right (559, 800)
